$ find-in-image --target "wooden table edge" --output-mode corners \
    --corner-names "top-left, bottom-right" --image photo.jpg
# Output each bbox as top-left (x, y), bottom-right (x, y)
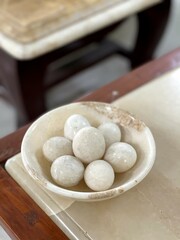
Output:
top-left (0, 48), bottom-right (180, 240)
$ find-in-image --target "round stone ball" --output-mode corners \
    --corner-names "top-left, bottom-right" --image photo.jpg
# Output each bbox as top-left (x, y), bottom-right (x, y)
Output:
top-left (84, 160), bottom-right (115, 191)
top-left (64, 114), bottom-right (91, 140)
top-left (73, 127), bottom-right (106, 164)
top-left (43, 136), bottom-right (73, 162)
top-left (104, 142), bottom-right (137, 173)
top-left (51, 155), bottom-right (85, 187)
top-left (98, 122), bottom-right (121, 148)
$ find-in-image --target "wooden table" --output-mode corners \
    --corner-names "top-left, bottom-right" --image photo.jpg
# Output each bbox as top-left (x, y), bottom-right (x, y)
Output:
top-left (0, 48), bottom-right (180, 240)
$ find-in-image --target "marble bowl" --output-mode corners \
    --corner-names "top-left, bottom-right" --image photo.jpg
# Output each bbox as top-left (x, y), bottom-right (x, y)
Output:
top-left (21, 102), bottom-right (156, 201)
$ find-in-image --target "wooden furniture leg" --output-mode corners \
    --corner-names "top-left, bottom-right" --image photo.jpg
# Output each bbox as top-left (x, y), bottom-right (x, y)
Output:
top-left (131, 0), bottom-right (171, 68)
top-left (0, 49), bottom-right (47, 127)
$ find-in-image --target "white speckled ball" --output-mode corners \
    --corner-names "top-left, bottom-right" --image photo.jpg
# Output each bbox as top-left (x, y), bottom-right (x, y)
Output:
top-left (64, 114), bottom-right (91, 140)
top-left (104, 142), bottom-right (137, 173)
top-left (51, 155), bottom-right (85, 187)
top-left (84, 160), bottom-right (115, 191)
top-left (43, 136), bottom-right (73, 162)
top-left (98, 122), bottom-right (121, 148)
top-left (73, 127), bottom-right (106, 164)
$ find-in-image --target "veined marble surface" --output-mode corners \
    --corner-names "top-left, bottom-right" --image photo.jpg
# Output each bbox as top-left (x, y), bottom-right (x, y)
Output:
top-left (0, 0), bottom-right (118, 43)
top-left (0, 0), bottom-right (161, 59)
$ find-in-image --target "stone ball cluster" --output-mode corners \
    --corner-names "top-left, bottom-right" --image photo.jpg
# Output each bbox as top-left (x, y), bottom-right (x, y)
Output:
top-left (42, 114), bottom-right (137, 191)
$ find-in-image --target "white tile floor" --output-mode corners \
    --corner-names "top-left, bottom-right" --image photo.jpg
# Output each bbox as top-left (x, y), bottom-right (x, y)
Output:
top-left (0, 0), bottom-right (180, 139)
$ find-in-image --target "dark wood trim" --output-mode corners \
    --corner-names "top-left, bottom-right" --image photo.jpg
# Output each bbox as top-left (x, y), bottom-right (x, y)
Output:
top-left (0, 167), bottom-right (68, 240)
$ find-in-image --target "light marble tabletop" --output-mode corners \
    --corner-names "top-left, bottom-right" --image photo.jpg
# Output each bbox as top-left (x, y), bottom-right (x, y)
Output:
top-left (5, 66), bottom-right (180, 240)
top-left (0, 0), bottom-right (161, 59)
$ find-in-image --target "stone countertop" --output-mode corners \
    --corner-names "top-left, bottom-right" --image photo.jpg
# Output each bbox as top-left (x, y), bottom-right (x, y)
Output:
top-left (0, 0), bottom-right (161, 59)
top-left (5, 67), bottom-right (180, 240)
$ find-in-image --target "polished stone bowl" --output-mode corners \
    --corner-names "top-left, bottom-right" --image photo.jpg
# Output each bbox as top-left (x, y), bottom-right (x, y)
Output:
top-left (21, 102), bottom-right (156, 201)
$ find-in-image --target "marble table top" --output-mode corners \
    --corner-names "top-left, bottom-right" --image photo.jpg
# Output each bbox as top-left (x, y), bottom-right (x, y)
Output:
top-left (0, 0), bottom-right (161, 59)
top-left (5, 67), bottom-right (180, 240)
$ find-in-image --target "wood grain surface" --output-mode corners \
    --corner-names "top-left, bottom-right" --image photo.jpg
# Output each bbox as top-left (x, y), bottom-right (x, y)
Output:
top-left (0, 167), bottom-right (68, 240)
top-left (0, 48), bottom-right (180, 240)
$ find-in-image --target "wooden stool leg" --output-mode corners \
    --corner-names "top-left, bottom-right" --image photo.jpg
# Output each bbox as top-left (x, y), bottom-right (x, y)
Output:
top-left (131, 0), bottom-right (171, 68)
top-left (17, 59), bottom-right (47, 124)
top-left (0, 49), bottom-right (47, 127)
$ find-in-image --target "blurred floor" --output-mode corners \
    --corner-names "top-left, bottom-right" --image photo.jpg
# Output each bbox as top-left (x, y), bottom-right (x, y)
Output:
top-left (0, 0), bottom-right (180, 137)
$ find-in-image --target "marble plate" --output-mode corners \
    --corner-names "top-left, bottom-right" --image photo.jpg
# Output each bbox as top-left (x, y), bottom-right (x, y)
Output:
top-left (21, 102), bottom-right (156, 201)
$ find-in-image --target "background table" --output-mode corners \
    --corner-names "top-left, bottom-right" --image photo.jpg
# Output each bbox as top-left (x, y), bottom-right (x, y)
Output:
top-left (0, 48), bottom-right (180, 239)
top-left (0, 0), bottom-right (170, 126)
